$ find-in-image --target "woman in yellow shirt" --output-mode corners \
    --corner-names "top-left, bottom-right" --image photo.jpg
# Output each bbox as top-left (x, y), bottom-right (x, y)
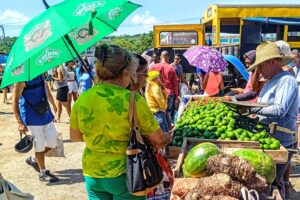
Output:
top-left (70, 44), bottom-right (170, 200)
top-left (145, 71), bottom-right (169, 132)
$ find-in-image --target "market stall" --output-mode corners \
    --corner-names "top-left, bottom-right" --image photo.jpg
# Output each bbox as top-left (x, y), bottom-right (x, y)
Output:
top-left (167, 96), bottom-right (294, 199)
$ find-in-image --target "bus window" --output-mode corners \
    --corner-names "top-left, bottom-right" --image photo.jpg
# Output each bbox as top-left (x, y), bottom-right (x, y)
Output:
top-left (288, 25), bottom-right (300, 42)
top-left (159, 31), bottom-right (198, 46)
top-left (260, 24), bottom-right (283, 42)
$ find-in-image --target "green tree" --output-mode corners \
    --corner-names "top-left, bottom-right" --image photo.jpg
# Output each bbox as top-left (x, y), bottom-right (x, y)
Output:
top-left (109, 31), bottom-right (153, 54)
top-left (0, 36), bottom-right (17, 53)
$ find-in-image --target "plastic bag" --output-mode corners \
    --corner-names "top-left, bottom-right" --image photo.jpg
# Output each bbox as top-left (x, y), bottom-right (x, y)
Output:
top-left (146, 151), bottom-right (174, 200)
top-left (46, 133), bottom-right (65, 157)
top-left (179, 83), bottom-right (191, 100)
top-left (0, 178), bottom-right (34, 200)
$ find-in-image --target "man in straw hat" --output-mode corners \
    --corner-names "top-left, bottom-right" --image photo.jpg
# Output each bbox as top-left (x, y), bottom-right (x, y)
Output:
top-left (248, 42), bottom-right (298, 199)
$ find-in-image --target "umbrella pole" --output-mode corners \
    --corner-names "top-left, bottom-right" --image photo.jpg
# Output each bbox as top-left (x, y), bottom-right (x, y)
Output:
top-left (42, 0), bottom-right (93, 81)
top-left (42, 0), bottom-right (50, 9)
top-left (64, 35), bottom-right (94, 81)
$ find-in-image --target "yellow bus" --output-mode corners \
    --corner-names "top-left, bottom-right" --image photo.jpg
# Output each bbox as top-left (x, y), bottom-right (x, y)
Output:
top-left (153, 24), bottom-right (204, 49)
top-left (153, 24), bottom-right (205, 72)
top-left (202, 4), bottom-right (300, 57)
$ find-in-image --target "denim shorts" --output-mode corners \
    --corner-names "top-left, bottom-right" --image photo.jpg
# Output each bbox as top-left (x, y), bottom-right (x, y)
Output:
top-left (154, 111), bottom-right (169, 133)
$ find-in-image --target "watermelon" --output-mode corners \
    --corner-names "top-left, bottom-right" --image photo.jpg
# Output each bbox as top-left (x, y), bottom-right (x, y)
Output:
top-left (233, 149), bottom-right (276, 183)
top-left (183, 142), bottom-right (220, 178)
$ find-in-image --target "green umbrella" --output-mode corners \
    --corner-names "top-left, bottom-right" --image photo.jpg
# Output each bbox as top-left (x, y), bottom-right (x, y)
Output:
top-left (1, 0), bottom-right (141, 88)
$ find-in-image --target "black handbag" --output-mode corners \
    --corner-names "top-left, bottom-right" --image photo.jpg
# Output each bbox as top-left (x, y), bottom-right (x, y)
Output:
top-left (126, 91), bottom-right (163, 196)
top-left (23, 76), bottom-right (50, 115)
top-left (15, 133), bottom-right (33, 153)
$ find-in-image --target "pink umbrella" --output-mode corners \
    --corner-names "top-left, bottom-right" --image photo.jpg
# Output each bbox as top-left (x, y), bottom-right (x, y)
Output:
top-left (183, 46), bottom-right (228, 72)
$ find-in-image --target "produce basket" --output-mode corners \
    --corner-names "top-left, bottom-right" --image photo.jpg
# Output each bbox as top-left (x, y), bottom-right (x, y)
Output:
top-left (223, 101), bottom-right (268, 117)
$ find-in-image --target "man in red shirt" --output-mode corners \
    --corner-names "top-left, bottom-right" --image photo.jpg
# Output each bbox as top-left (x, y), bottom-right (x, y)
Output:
top-left (149, 51), bottom-right (179, 124)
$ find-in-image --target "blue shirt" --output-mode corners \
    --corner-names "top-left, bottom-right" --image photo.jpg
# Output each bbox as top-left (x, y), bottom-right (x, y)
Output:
top-left (256, 71), bottom-right (298, 146)
top-left (79, 72), bottom-right (93, 93)
top-left (20, 76), bottom-right (54, 126)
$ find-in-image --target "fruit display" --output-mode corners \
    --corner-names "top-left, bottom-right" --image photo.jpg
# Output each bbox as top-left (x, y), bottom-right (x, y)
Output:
top-left (183, 142), bottom-right (220, 178)
top-left (233, 149), bottom-right (276, 184)
top-left (172, 99), bottom-right (281, 150)
top-left (206, 153), bottom-right (256, 182)
top-left (172, 142), bottom-right (274, 200)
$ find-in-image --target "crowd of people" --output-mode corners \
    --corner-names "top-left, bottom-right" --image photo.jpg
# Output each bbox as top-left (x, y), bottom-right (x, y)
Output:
top-left (1, 40), bottom-right (299, 199)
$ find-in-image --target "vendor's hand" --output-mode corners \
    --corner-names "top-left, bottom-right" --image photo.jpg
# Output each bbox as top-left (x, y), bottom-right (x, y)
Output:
top-left (248, 114), bottom-right (257, 119)
top-left (231, 88), bottom-right (244, 94)
top-left (223, 96), bottom-right (233, 101)
top-left (18, 123), bottom-right (28, 134)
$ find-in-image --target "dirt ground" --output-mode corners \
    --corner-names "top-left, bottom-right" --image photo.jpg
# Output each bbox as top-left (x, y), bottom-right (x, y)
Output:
top-left (0, 92), bottom-right (300, 200)
top-left (0, 93), bottom-right (87, 200)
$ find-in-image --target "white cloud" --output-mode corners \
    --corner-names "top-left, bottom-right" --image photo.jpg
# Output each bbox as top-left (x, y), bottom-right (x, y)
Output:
top-left (0, 9), bottom-right (30, 24)
top-left (0, 9), bottom-right (30, 36)
top-left (131, 11), bottom-right (158, 25)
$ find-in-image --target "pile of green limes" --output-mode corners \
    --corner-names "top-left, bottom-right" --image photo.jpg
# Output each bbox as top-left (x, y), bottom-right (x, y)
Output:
top-left (172, 101), bottom-right (281, 150)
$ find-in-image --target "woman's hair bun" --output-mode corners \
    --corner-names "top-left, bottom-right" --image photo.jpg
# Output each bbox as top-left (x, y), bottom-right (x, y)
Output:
top-left (95, 44), bottom-right (110, 63)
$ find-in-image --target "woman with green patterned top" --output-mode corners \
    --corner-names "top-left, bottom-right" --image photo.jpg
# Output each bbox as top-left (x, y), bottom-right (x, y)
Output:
top-left (70, 44), bottom-right (171, 200)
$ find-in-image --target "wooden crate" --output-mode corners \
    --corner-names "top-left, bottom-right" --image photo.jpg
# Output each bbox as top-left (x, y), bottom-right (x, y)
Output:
top-left (173, 138), bottom-right (288, 178)
top-left (171, 138), bottom-right (284, 200)
top-left (167, 139), bottom-right (260, 160)
top-left (166, 146), bottom-right (181, 159)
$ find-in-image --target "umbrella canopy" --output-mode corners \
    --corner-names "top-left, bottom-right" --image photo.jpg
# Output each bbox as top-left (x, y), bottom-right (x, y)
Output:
top-left (1, 0), bottom-right (141, 88)
top-left (224, 55), bottom-right (249, 81)
top-left (183, 46), bottom-right (228, 72)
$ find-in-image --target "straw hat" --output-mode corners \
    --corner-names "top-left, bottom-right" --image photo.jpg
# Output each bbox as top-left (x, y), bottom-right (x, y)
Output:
top-left (247, 42), bottom-right (295, 71)
top-left (147, 70), bottom-right (160, 81)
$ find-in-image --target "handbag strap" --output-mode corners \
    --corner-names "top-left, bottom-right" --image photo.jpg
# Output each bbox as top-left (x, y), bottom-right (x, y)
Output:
top-left (129, 91), bottom-right (144, 145)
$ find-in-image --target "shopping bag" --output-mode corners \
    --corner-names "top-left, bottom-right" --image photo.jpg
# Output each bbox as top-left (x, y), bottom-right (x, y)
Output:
top-left (126, 91), bottom-right (163, 196)
top-left (0, 178), bottom-right (34, 200)
top-left (146, 151), bottom-right (174, 200)
top-left (46, 133), bottom-right (65, 157)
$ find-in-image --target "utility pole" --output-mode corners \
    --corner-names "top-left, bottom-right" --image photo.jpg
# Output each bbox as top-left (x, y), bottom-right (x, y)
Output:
top-left (0, 25), bottom-right (5, 39)
top-left (0, 25), bottom-right (6, 52)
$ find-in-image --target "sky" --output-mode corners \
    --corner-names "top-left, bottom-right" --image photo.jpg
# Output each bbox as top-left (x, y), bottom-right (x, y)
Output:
top-left (0, 0), bottom-right (300, 37)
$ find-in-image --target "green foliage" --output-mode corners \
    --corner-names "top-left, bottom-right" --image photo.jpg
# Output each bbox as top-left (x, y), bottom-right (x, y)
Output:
top-left (0, 37), bottom-right (17, 53)
top-left (107, 31), bottom-right (153, 54)
top-left (1, 32), bottom-right (153, 55)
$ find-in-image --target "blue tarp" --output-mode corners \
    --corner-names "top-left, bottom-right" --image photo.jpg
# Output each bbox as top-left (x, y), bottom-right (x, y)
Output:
top-left (0, 54), bottom-right (7, 65)
top-left (224, 55), bottom-right (249, 81)
top-left (244, 17), bottom-right (300, 25)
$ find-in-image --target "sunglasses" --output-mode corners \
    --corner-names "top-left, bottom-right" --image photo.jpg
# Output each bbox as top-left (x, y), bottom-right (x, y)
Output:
top-left (137, 72), bottom-right (148, 77)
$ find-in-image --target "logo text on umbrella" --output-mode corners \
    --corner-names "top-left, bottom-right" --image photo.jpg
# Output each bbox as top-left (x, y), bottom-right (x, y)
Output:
top-left (24, 20), bottom-right (52, 52)
top-left (69, 23), bottom-right (99, 45)
top-left (11, 63), bottom-right (25, 77)
top-left (73, 1), bottom-right (105, 16)
top-left (106, 7), bottom-right (123, 20)
top-left (36, 48), bottom-right (61, 66)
